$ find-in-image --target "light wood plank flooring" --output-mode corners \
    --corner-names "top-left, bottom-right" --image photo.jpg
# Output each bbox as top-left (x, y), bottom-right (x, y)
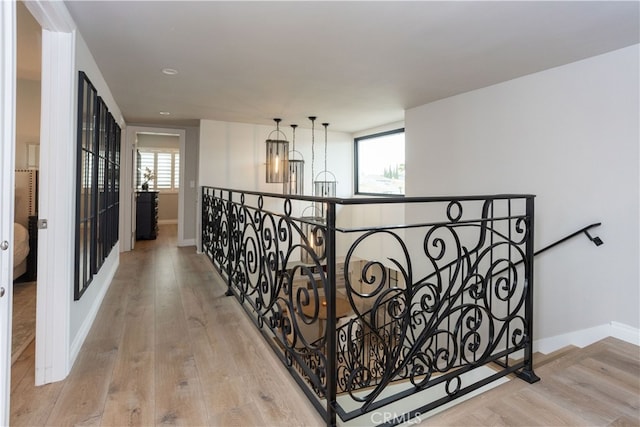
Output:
top-left (10, 225), bottom-right (640, 426)
top-left (11, 280), bottom-right (36, 364)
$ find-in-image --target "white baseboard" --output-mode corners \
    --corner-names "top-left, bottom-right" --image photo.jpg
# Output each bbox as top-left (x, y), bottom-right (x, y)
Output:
top-left (610, 321), bottom-right (640, 346)
top-left (178, 238), bottom-right (195, 247)
top-left (534, 321), bottom-right (640, 354)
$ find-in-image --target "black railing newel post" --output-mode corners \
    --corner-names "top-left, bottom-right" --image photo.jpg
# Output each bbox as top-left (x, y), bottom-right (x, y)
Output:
top-left (325, 201), bottom-right (338, 427)
top-left (225, 190), bottom-right (234, 297)
top-left (519, 196), bottom-right (540, 383)
top-left (200, 186), bottom-right (205, 255)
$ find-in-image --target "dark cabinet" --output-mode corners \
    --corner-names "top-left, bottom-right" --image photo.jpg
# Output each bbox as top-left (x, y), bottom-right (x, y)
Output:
top-left (25, 215), bottom-right (38, 281)
top-left (136, 191), bottom-right (159, 240)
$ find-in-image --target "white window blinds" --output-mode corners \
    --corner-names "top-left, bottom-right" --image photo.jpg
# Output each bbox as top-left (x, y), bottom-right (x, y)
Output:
top-left (138, 149), bottom-right (180, 191)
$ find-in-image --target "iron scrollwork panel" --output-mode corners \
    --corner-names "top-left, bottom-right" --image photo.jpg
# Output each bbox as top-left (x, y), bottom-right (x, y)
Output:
top-left (201, 189), bottom-right (536, 425)
top-left (336, 199), bottom-right (532, 415)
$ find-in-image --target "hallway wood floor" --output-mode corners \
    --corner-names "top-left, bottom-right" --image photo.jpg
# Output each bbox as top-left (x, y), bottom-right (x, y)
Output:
top-left (9, 225), bottom-right (640, 426)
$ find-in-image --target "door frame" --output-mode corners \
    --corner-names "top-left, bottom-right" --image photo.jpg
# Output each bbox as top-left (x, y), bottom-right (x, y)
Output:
top-left (123, 126), bottom-right (186, 251)
top-left (24, 1), bottom-right (75, 386)
top-left (0, 1), bottom-right (17, 423)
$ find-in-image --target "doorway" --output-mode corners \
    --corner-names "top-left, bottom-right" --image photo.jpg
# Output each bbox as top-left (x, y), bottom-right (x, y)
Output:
top-left (123, 126), bottom-right (186, 252)
top-left (11, 0), bottom-right (41, 379)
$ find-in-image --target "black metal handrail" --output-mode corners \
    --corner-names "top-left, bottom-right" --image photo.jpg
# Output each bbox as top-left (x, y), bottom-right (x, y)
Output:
top-left (487, 222), bottom-right (603, 282)
top-left (417, 222), bottom-right (603, 288)
top-left (204, 185), bottom-right (533, 205)
top-left (535, 222), bottom-right (603, 256)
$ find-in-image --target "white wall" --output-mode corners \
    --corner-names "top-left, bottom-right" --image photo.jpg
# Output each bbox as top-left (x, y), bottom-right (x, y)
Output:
top-left (137, 133), bottom-right (179, 150)
top-left (68, 31), bottom-right (124, 367)
top-left (183, 126), bottom-right (199, 243)
top-left (405, 46), bottom-right (639, 341)
top-left (15, 78), bottom-right (40, 169)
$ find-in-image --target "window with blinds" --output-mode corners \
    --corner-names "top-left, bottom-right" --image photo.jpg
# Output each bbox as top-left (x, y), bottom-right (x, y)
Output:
top-left (138, 148), bottom-right (180, 191)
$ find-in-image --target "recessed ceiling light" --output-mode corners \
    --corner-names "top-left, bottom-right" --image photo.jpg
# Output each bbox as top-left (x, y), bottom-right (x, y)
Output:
top-left (159, 111), bottom-right (171, 116)
top-left (161, 68), bottom-right (178, 75)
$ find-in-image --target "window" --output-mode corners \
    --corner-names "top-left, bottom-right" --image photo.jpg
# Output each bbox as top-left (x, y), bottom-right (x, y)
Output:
top-left (355, 128), bottom-right (405, 195)
top-left (138, 148), bottom-right (180, 191)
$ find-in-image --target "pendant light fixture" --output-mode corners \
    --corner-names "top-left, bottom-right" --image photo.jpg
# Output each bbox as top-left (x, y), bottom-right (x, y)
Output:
top-left (283, 124), bottom-right (305, 195)
top-left (313, 122), bottom-right (337, 216)
top-left (265, 118), bottom-right (289, 183)
top-left (300, 116), bottom-right (325, 263)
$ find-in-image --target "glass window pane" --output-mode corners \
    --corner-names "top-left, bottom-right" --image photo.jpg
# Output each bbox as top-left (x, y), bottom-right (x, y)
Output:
top-left (355, 129), bottom-right (405, 195)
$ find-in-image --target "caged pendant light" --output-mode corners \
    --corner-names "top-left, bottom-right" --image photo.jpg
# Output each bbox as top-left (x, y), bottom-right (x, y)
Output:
top-left (265, 118), bottom-right (289, 183)
top-left (283, 124), bottom-right (305, 195)
top-left (300, 207), bottom-right (325, 263)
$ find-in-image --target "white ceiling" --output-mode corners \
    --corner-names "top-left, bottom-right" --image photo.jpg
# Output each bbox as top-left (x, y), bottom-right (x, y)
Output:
top-left (46, 1), bottom-right (640, 132)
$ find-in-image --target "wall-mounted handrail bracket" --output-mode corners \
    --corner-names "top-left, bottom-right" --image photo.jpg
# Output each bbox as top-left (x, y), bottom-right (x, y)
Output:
top-left (584, 229), bottom-right (603, 246)
top-left (534, 222), bottom-right (603, 258)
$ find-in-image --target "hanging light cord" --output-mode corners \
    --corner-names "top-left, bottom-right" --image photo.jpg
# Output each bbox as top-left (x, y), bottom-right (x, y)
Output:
top-left (323, 123), bottom-right (329, 177)
top-left (309, 116), bottom-right (316, 196)
top-left (291, 124), bottom-right (297, 154)
top-left (274, 118), bottom-right (281, 157)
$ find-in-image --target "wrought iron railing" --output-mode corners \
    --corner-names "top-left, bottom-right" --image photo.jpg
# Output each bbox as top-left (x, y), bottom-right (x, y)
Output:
top-left (201, 186), bottom-right (539, 426)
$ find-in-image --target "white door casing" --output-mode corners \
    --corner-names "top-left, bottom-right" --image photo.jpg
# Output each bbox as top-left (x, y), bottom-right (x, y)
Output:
top-left (24, 0), bottom-right (76, 386)
top-left (35, 28), bottom-right (75, 386)
top-left (0, 0), bottom-right (17, 423)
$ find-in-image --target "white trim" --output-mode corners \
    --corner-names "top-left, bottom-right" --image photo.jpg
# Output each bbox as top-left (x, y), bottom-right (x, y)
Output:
top-left (69, 245), bottom-right (119, 366)
top-left (178, 238), bottom-right (196, 247)
top-left (120, 123), bottom-right (134, 251)
top-left (534, 322), bottom-right (640, 354)
top-left (178, 130), bottom-right (185, 247)
top-left (610, 321), bottom-right (640, 346)
top-left (0, 1), bottom-right (16, 423)
top-left (138, 147), bottom-right (180, 154)
top-left (23, 1), bottom-right (75, 32)
top-left (35, 28), bottom-right (76, 385)
top-left (158, 219), bottom-right (177, 225)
